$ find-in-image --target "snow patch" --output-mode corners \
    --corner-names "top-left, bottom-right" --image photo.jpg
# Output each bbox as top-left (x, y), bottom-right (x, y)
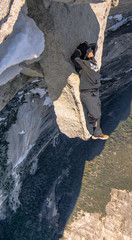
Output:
top-left (32, 79), bottom-right (41, 83)
top-left (18, 130), bottom-right (25, 135)
top-left (0, 117), bottom-right (5, 121)
top-left (0, 12), bottom-right (44, 85)
top-left (18, 95), bottom-right (23, 102)
top-left (107, 17), bottom-right (132, 32)
top-left (30, 88), bottom-right (46, 98)
top-left (43, 96), bottom-right (53, 107)
top-left (18, 91), bottom-right (24, 95)
top-left (0, 65), bottom-right (22, 86)
top-left (108, 14), bottom-right (123, 21)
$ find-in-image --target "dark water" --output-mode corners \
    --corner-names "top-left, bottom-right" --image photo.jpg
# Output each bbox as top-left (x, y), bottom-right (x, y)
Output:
top-left (0, 81), bottom-right (131, 240)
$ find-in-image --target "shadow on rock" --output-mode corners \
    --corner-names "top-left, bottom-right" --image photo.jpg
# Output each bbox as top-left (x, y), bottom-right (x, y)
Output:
top-left (80, 82), bottom-right (132, 161)
top-left (0, 82), bottom-right (131, 240)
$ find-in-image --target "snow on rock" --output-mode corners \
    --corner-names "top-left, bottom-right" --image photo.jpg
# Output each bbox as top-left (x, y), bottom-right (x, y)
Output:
top-left (43, 96), bottom-right (53, 107)
top-left (108, 14), bottom-right (123, 21)
top-left (18, 130), bottom-right (25, 135)
top-left (7, 97), bottom-right (43, 170)
top-left (107, 16), bottom-right (132, 32)
top-left (0, 117), bottom-right (6, 121)
top-left (32, 79), bottom-right (41, 83)
top-left (0, 65), bottom-right (22, 86)
top-left (0, 7), bottom-right (44, 86)
top-left (30, 88), bottom-right (46, 98)
top-left (6, 96), bottom-right (44, 211)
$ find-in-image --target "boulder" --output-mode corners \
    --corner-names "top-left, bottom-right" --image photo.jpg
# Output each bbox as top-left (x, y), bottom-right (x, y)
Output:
top-left (27, 0), bottom-right (112, 139)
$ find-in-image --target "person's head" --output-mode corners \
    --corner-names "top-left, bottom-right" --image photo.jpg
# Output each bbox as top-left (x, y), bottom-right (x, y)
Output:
top-left (76, 42), bottom-right (96, 59)
top-left (76, 41), bottom-right (89, 59)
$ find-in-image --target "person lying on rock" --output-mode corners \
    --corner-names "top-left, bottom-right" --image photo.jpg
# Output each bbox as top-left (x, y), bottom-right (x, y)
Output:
top-left (71, 42), bottom-right (109, 140)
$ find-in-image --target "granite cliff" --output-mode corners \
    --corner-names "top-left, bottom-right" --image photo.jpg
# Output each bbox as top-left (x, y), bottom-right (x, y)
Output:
top-left (0, 0), bottom-right (131, 239)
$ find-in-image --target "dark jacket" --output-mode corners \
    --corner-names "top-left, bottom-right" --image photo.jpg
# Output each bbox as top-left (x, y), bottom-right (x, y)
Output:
top-left (71, 46), bottom-right (101, 91)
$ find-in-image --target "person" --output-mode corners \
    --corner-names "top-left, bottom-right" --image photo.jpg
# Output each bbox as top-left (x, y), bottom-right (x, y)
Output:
top-left (71, 41), bottom-right (109, 140)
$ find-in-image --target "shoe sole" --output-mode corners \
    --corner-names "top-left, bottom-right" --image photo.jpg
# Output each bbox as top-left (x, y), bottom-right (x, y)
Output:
top-left (92, 136), bottom-right (109, 140)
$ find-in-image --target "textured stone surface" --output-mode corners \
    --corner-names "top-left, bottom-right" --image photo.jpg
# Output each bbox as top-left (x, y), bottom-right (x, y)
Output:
top-left (40, 0), bottom-right (112, 139)
top-left (64, 189), bottom-right (132, 240)
top-left (100, 0), bottom-right (132, 101)
top-left (0, 0), bottom-right (119, 140)
top-left (0, 0), bottom-right (26, 44)
top-left (0, 78), bottom-right (58, 218)
top-left (54, 74), bottom-right (91, 140)
top-left (0, 0), bottom-right (132, 239)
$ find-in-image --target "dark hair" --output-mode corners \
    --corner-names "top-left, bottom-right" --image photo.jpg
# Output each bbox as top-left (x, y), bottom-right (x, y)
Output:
top-left (77, 42), bottom-right (97, 59)
top-left (76, 41), bottom-right (89, 59)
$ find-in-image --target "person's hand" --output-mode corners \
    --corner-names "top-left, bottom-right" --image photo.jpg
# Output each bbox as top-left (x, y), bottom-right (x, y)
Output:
top-left (76, 49), bottom-right (82, 56)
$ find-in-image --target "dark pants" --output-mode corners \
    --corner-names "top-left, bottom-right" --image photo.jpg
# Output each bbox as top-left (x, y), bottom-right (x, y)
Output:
top-left (80, 89), bottom-right (102, 136)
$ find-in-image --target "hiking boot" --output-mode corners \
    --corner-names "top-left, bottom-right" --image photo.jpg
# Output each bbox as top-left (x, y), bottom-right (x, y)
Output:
top-left (92, 133), bottom-right (109, 140)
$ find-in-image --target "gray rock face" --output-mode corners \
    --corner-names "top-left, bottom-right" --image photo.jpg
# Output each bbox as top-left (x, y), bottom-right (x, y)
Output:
top-left (35, 0), bottom-right (111, 139)
top-left (64, 189), bottom-right (132, 240)
top-left (0, 0), bottom-right (131, 239)
top-left (0, 0), bottom-right (112, 140)
top-left (0, 78), bottom-right (58, 219)
top-left (100, 0), bottom-right (132, 100)
top-left (0, 2), bottom-right (44, 111)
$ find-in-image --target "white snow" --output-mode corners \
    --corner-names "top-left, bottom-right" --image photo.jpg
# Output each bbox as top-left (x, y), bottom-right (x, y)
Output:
top-left (0, 65), bottom-right (22, 85)
top-left (107, 17), bottom-right (132, 32)
top-left (32, 79), bottom-right (41, 83)
top-left (0, 117), bottom-right (5, 121)
top-left (18, 130), bottom-right (25, 135)
top-left (108, 14), bottom-right (123, 21)
top-left (43, 96), bottom-right (53, 107)
top-left (18, 95), bottom-right (23, 102)
top-left (18, 91), bottom-right (24, 95)
top-left (0, 11), bottom-right (44, 86)
top-left (30, 88), bottom-right (46, 98)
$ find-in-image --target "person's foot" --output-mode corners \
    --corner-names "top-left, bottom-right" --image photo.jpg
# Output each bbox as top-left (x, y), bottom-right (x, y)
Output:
top-left (92, 133), bottom-right (109, 140)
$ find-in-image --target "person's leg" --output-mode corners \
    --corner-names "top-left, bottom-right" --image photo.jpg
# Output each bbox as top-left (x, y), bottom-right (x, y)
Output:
top-left (93, 119), bottom-right (102, 136)
top-left (80, 90), bottom-right (102, 136)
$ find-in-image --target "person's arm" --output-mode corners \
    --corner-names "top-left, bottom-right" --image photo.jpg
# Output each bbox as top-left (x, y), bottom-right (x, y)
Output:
top-left (71, 49), bottom-right (84, 71)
